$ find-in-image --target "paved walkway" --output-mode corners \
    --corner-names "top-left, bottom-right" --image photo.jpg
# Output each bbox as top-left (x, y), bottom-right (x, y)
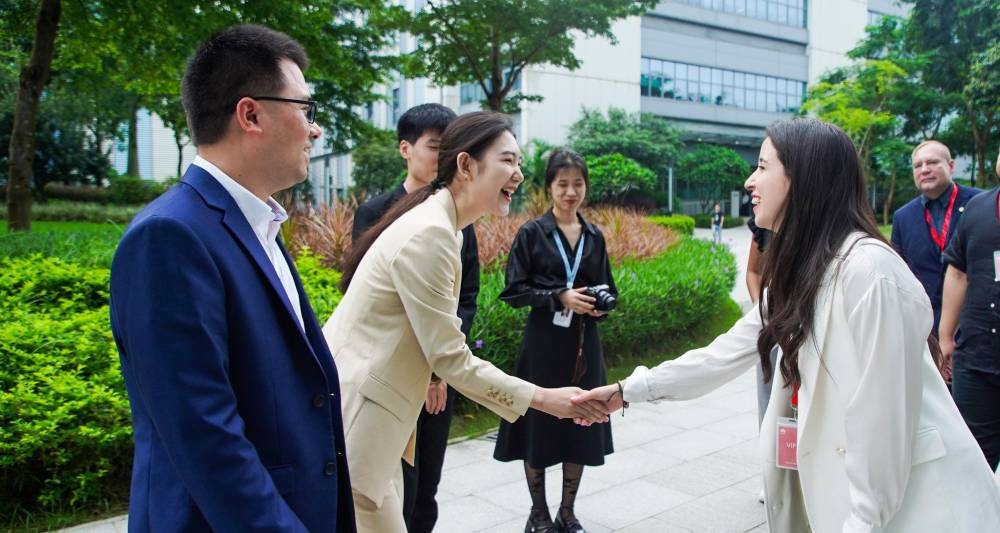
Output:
top-left (58, 227), bottom-right (763, 533)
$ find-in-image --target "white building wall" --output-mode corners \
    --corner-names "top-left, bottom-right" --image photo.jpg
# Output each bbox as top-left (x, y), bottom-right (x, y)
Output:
top-left (518, 16), bottom-right (642, 147)
top-left (806, 0), bottom-right (869, 83)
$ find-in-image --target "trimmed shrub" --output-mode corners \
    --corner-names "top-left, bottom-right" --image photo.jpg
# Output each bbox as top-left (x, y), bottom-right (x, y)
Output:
top-left (692, 213), bottom-right (746, 229)
top-left (0, 201), bottom-right (142, 224)
top-left (42, 183), bottom-right (113, 204)
top-left (0, 257), bottom-right (132, 518)
top-left (584, 153), bottom-right (658, 204)
top-left (648, 214), bottom-right (695, 236)
top-left (296, 249), bottom-right (343, 322)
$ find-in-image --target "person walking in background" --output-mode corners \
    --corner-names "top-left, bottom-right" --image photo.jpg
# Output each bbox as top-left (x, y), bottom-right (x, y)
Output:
top-left (575, 118), bottom-right (1000, 533)
top-left (938, 146), bottom-right (1000, 472)
top-left (711, 203), bottom-right (724, 244)
top-left (351, 103), bottom-right (477, 533)
top-left (891, 140), bottom-right (980, 332)
top-left (109, 25), bottom-right (355, 531)
top-left (324, 113), bottom-right (610, 533)
top-left (492, 149), bottom-right (617, 533)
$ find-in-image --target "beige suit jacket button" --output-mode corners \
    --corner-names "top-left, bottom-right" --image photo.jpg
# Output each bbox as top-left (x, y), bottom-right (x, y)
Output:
top-left (836, 447), bottom-right (846, 455)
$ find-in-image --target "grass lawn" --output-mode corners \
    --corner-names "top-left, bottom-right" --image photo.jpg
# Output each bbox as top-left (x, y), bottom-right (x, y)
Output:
top-left (448, 295), bottom-right (745, 441)
top-left (0, 221), bottom-right (124, 268)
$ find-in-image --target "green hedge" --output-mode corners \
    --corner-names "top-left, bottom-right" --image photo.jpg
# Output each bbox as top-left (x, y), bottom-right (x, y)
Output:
top-left (692, 213), bottom-right (746, 229)
top-left (0, 201), bottom-right (143, 224)
top-left (0, 257), bottom-right (132, 519)
top-left (469, 237), bottom-right (736, 370)
top-left (648, 214), bottom-right (695, 236)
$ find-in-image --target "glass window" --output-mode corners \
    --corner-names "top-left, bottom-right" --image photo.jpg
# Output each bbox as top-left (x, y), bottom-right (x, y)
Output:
top-left (700, 66), bottom-right (711, 84)
top-left (767, 76), bottom-right (777, 92)
top-left (676, 63), bottom-right (687, 82)
top-left (712, 84), bottom-right (723, 104)
top-left (662, 61), bottom-right (675, 81)
top-left (756, 90), bottom-right (766, 111)
top-left (734, 87), bottom-right (745, 108)
top-left (640, 74), bottom-right (650, 97)
top-left (663, 76), bottom-right (675, 98)
top-left (767, 91), bottom-right (777, 112)
top-left (675, 79), bottom-right (688, 101)
top-left (723, 70), bottom-right (734, 86)
top-left (651, 74), bottom-right (662, 97)
top-left (712, 69), bottom-right (722, 85)
top-left (777, 92), bottom-right (788, 112)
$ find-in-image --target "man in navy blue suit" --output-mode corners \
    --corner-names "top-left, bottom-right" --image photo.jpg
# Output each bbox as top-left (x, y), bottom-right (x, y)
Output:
top-left (891, 140), bottom-right (980, 333)
top-left (109, 25), bottom-right (355, 532)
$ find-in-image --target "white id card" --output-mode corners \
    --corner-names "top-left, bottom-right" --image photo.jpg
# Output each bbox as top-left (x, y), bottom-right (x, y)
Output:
top-left (994, 250), bottom-right (1000, 282)
top-left (553, 310), bottom-right (573, 328)
top-left (776, 417), bottom-right (798, 470)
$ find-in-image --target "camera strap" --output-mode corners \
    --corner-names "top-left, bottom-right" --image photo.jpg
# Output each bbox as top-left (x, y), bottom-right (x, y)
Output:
top-left (552, 230), bottom-right (586, 288)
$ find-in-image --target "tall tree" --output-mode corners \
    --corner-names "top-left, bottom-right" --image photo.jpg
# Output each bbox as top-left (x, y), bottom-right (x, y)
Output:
top-left (675, 144), bottom-right (750, 211)
top-left (5, 0), bottom-right (60, 232)
top-left (406, 0), bottom-right (657, 112)
top-left (567, 107), bottom-right (682, 182)
top-left (4, 0), bottom-right (406, 231)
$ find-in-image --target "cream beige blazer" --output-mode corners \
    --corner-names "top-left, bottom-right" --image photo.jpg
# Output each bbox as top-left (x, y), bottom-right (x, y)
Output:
top-left (624, 235), bottom-right (1000, 533)
top-left (324, 188), bottom-right (536, 507)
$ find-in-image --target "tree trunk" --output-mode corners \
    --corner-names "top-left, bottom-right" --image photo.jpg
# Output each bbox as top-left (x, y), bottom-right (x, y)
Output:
top-left (882, 168), bottom-right (897, 225)
top-left (6, 0), bottom-right (61, 232)
top-left (127, 101), bottom-right (140, 177)
top-left (175, 133), bottom-right (185, 178)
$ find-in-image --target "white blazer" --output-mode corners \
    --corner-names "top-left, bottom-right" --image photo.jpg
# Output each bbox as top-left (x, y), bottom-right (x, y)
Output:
top-left (624, 235), bottom-right (1000, 533)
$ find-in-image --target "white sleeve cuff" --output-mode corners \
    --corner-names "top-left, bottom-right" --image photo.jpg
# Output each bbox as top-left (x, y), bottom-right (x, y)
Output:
top-left (622, 366), bottom-right (652, 403)
top-left (843, 513), bottom-right (881, 533)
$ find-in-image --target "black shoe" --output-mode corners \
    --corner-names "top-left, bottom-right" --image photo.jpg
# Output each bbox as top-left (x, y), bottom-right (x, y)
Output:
top-left (524, 513), bottom-right (557, 533)
top-left (554, 514), bottom-right (586, 533)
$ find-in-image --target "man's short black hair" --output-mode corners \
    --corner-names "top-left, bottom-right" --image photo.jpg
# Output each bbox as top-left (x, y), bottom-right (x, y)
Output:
top-left (181, 24), bottom-right (309, 146)
top-left (396, 103), bottom-right (456, 144)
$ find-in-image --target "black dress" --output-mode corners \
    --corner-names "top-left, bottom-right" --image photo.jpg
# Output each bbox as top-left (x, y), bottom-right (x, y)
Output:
top-left (492, 210), bottom-right (615, 468)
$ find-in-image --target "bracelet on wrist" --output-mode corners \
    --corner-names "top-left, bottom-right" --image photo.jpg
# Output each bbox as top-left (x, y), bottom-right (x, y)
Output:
top-left (617, 380), bottom-right (629, 417)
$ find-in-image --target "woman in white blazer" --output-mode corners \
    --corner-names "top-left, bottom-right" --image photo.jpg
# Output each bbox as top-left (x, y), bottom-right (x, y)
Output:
top-left (576, 118), bottom-right (1000, 533)
top-left (326, 112), bottom-right (610, 533)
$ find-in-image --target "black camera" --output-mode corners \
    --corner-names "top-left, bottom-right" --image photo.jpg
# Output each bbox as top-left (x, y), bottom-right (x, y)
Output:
top-left (584, 284), bottom-right (616, 312)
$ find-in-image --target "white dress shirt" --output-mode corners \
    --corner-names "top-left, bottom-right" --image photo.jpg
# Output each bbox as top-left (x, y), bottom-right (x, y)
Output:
top-left (191, 156), bottom-right (304, 330)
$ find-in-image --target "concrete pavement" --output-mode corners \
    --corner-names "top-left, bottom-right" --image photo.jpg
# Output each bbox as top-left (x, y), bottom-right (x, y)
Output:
top-left (57, 226), bottom-right (763, 533)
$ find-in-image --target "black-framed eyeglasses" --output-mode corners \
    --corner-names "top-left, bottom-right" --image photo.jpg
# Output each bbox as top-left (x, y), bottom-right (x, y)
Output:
top-left (250, 96), bottom-right (317, 124)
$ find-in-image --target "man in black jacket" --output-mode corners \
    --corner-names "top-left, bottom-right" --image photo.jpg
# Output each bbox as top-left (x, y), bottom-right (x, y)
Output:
top-left (351, 103), bottom-right (479, 533)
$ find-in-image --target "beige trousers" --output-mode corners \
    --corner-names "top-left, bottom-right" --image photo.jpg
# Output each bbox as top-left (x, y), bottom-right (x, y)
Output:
top-left (353, 463), bottom-right (406, 533)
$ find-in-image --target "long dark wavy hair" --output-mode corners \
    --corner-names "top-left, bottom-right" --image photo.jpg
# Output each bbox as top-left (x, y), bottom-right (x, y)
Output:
top-left (339, 111), bottom-right (513, 292)
top-left (756, 118), bottom-right (885, 389)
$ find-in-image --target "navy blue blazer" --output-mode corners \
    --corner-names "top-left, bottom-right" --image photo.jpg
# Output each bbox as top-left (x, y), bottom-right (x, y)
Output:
top-left (890, 183), bottom-right (980, 330)
top-left (110, 165), bottom-right (355, 532)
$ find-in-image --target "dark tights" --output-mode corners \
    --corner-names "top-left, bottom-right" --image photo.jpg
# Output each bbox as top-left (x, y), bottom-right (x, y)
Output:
top-left (524, 462), bottom-right (584, 523)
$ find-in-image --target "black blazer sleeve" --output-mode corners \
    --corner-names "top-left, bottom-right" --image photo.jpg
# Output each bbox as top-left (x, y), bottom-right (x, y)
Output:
top-left (352, 202), bottom-right (378, 241)
top-left (499, 222), bottom-right (564, 310)
top-left (457, 224), bottom-right (480, 336)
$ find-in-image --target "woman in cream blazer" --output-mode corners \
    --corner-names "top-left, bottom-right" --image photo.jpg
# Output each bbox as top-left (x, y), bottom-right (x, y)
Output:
top-left (578, 119), bottom-right (1000, 533)
top-left (324, 112), bottom-right (609, 533)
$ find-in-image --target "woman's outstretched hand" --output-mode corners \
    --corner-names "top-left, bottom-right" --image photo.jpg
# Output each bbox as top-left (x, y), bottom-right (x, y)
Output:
top-left (570, 384), bottom-right (623, 426)
top-left (531, 386), bottom-right (610, 423)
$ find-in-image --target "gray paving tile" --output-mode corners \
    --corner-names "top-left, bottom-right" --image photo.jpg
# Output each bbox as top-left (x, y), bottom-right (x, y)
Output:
top-left (615, 517), bottom-right (695, 533)
top-left (642, 451), bottom-right (760, 498)
top-left (586, 446), bottom-right (684, 486)
top-left (574, 478), bottom-right (694, 530)
top-left (639, 428), bottom-right (745, 462)
top-left (433, 495), bottom-right (519, 533)
top-left (652, 487), bottom-right (766, 533)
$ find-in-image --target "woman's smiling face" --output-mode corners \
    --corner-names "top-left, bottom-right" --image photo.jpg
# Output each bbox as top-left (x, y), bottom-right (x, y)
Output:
top-left (745, 137), bottom-right (790, 231)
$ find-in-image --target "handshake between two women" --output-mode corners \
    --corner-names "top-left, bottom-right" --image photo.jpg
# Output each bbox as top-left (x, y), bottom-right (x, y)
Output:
top-left (529, 382), bottom-right (627, 425)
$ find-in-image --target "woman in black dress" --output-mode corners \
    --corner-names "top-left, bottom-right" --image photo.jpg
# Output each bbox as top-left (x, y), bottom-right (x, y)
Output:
top-left (493, 148), bottom-right (616, 533)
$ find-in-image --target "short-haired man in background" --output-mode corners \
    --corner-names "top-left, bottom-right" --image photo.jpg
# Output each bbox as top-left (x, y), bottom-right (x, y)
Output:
top-left (891, 140), bottom-right (980, 332)
top-left (352, 103), bottom-right (479, 533)
top-left (939, 148), bottom-right (1000, 471)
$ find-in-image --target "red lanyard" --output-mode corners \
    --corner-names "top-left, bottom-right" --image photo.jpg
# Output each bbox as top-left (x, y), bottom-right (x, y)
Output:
top-left (924, 184), bottom-right (958, 250)
top-left (791, 384), bottom-right (799, 419)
